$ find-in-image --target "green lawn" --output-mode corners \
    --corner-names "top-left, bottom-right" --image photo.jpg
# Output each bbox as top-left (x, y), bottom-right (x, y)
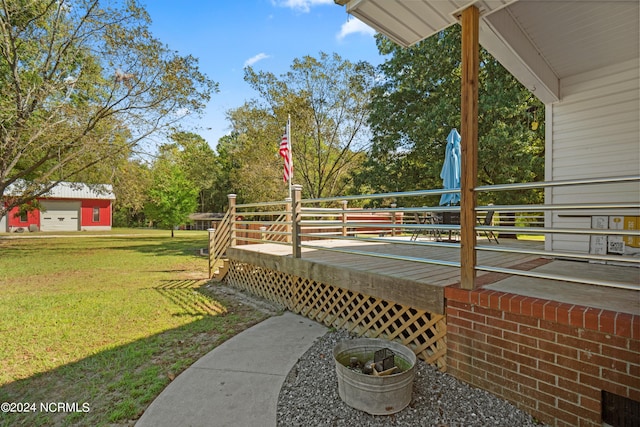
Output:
top-left (0, 230), bottom-right (270, 426)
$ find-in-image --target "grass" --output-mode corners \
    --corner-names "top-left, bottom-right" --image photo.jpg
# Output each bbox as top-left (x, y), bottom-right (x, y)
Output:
top-left (516, 234), bottom-right (545, 241)
top-left (0, 230), bottom-right (271, 426)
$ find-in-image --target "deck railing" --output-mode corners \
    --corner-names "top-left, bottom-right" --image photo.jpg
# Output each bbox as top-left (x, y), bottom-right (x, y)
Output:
top-left (210, 175), bottom-right (640, 290)
top-left (208, 208), bottom-right (232, 278)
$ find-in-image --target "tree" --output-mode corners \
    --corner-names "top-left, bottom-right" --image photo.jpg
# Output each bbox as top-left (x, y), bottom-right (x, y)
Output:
top-left (243, 52), bottom-right (376, 199)
top-left (0, 0), bottom-right (217, 218)
top-left (144, 148), bottom-right (198, 237)
top-left (112, 158), bottom-right (150, 227)
top-left (169, 131), bottom-right (219, 212)
top-left (221, 102), bottom-right (288, 204)
top-left (209, 132), bottom-right (236, 211)
top-left (359, 28), bottom-right (544, 206)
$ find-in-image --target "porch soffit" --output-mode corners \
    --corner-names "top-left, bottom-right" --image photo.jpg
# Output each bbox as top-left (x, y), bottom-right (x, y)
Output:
top-left (335, 0), bottom-right (640, 104)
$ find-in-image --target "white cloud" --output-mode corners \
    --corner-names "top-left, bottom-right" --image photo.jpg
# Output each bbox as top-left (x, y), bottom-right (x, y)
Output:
top-left (271, 0), bottom-right (333, 13)
top-left (244, 53), bottom-right (271, 68)
top-left (337, 17), bottom-right (375, 41)
top-left (172, 107), bottom-right (191, 119)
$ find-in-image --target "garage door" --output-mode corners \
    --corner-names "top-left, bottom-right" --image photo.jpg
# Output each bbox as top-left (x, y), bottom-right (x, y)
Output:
top-left (40, 201), bottom-right (80, 232)
top-left (0, 213), bottom-right (5, 232)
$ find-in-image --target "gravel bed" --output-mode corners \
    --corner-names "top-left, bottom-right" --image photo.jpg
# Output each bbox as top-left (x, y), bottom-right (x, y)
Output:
top-left (277, 329), bottom-right (545, 427)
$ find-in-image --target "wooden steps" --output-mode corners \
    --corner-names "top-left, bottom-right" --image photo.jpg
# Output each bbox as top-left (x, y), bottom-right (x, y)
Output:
top-left (210, 259), bottom-right (230, 281)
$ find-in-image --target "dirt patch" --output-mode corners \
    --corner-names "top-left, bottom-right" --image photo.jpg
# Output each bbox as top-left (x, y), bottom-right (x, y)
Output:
top-left (199, 282), bottom-right (284, 316)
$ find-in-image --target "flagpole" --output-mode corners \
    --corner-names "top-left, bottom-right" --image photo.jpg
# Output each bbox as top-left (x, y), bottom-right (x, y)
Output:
top-left (287, 114), bottom-right (292, 200)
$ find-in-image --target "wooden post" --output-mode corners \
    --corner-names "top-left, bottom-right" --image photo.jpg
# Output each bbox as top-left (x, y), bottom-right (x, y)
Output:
top-left (291, 185), bottom-right (303, 258)
top-left (207, 227), bottom-right (216, 279)
top-left (341, 200), bottom-right (348, 237)
top-left (228, 193), bottom-right (237, 247)
top-left (285, 197), bottom-right (292, 244)
top-left (390, 203), bottom-right (397, 237)
top-left (460, 6), bottom-right (479, 290)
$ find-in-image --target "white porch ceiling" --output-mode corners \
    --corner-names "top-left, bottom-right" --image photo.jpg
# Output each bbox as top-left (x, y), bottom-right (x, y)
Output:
top-left (336, 0), bottom-right (517, 47)
top-left (335, 0), bottom-right (640, 104)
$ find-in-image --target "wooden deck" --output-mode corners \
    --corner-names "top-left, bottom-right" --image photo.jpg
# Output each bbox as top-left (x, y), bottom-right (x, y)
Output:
top-left (225, 238), bottom-right (543, 314)
top-left (225, 237), bottom-right (639, 316)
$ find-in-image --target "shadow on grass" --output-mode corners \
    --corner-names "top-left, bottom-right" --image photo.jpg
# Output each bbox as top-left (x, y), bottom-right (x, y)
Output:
top-left (80, 235), bottom-right (209, 259)
top-left (153, 280), bottom-right (228, 317)
top-left (0, 233), bottom-right (209, 260)
top-left (0, 285), bottom-right (269, 427)
top-left (108, 237), bottom-right (206, 257)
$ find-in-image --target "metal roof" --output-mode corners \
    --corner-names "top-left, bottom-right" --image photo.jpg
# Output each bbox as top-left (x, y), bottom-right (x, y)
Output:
top-left (189, 213), bottom-right (225, 221)
top-left (44, 182), bottom-right (116, 200)
top-left (4, 181), bottom-right (115, 200)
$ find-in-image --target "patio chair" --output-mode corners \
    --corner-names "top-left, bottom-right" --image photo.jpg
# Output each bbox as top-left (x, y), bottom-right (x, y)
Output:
top-left (477, 210), bottom-right (499, 244)
top-left (410, 212), bottom-right (440, 241)
top-left (410, 213), bottom-right (423, 241)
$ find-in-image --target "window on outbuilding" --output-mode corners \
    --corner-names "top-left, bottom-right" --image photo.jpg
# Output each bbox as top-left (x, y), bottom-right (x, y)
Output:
top-left (92, 207), bottom-right (100, 222)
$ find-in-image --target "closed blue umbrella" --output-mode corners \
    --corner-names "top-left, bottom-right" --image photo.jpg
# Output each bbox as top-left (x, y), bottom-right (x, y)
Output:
top-left (439, 128), bottom-right (461, 206)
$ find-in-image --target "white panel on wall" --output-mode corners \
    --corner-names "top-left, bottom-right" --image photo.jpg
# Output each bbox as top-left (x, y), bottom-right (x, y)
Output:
top-left (548, 58), bottom-right (640, 253)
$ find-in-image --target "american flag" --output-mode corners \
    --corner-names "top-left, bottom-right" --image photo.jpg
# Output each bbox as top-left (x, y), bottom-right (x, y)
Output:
top-left (279, 126), bottom-right (292, 183)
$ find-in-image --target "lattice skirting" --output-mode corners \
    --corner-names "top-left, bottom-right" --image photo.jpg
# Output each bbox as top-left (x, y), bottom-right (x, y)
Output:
top-left (223, 260), bottom-right (447, 371)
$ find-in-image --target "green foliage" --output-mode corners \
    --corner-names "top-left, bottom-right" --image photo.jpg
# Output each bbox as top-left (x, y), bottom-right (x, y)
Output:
top-left (359, 27), bottom-right (544, 206)
top-left (0, 0), bottom-right (217, 217)
top-left (240, 52), bottom-right (376, 200)
top-left (169, 131), bottom-right (220, 212)
top-left (113, 132), bottom-right (220, 227)
top-left (144, 151), bottom-right (198, 236)
top-left (210, 133), bottom-right (237, 209)
top-left (221, 102), bottom-right (289, 204)
top-left (112, 159), bottom-right (151, 227)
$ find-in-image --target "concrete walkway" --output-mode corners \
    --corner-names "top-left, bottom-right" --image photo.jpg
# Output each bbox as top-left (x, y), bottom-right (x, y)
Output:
top-left (135, 312), bottom-right (327, 427)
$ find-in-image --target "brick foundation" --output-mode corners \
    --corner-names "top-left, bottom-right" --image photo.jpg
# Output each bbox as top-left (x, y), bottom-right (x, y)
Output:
top-left (445, 286), bottom-right (640, 427)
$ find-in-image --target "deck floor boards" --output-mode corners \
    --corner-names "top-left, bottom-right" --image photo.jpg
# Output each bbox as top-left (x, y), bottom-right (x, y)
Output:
top-left (229, 237), bottom-right (639, 315)
top-left (238, 238), bottom-right (540, 288)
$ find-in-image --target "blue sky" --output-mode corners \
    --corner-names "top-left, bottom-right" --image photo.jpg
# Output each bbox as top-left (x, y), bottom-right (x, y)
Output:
top-left (143, 0), bottom-right (382, 149)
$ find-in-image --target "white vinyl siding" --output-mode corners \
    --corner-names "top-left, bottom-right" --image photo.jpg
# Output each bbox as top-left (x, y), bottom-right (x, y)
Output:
top-left (547, 58), bottom-right (640, 253)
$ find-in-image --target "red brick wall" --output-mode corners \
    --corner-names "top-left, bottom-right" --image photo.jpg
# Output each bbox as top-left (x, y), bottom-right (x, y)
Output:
top-left (445, 286), bottom-right (640, 427)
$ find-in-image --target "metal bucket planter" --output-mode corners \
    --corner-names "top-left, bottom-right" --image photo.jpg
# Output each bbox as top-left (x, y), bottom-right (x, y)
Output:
top-left (333, 338), bottom-right (416, 415)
